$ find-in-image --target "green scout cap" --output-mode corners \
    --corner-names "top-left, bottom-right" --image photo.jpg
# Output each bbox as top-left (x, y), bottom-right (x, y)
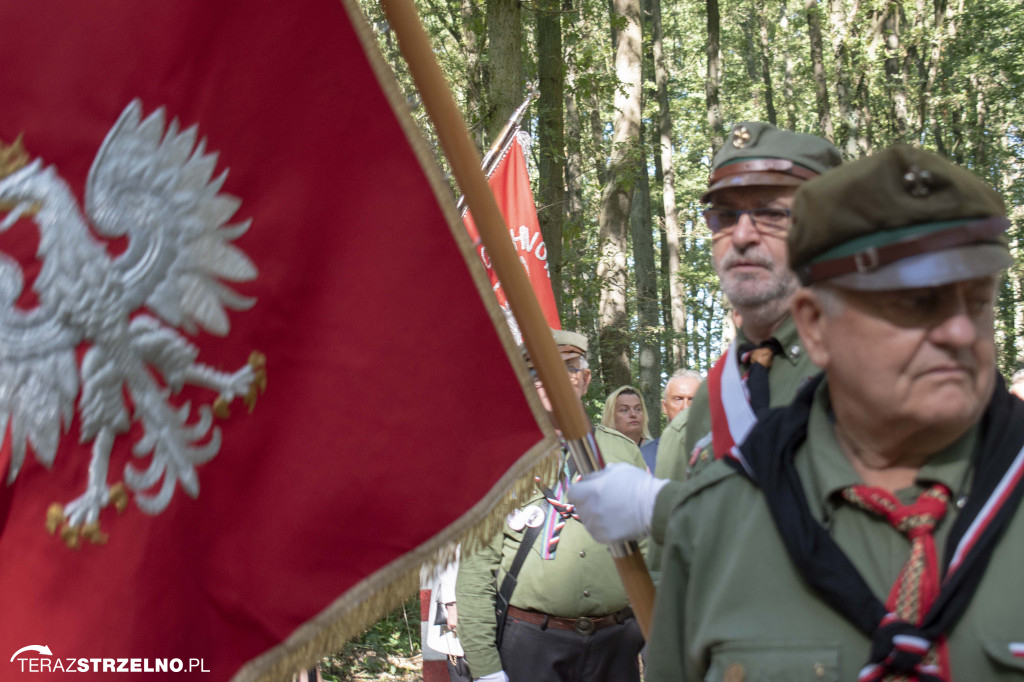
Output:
top-left (703, 122), bottom-right (842, 202)
top-left (552, 329), bottom-right (588, 360)
top-left (789, 144), bottom-right (1011, 290)
top-left (522, 328), bottom-right (588, 363)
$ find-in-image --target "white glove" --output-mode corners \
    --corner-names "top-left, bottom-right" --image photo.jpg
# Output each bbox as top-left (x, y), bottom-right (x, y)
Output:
top-left (474, 672), bottom-right (509, 682)
top-left (567, 462), bottom-right (668, 544)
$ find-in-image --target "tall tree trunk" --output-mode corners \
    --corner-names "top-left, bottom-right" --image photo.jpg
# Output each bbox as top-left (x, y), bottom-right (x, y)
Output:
top-left (630, 129), bottom-right (661, 437)
top-left (650, 0), bottom-right (685, 368)
top-left (972, 72), bottom-right (987, 169)
top-left (757, 0), bottom-right (778, 126)
top-left (780, 1), bottom-right (797, 130)
top-left (921, 0), bottom-right (956, 152)
top-left (829, 0), bottom-right (858, 157)
top-left (563, 18), bottom-right (584, 321)
top-left (538, 0), bottom-right (566, 318)
top-left (597, 0), bottom-right (643, 389)
top-left (806, 0), bottom-right (834, 141)
top-left (856, 71), bottom-right (873, 155)
top-left (905, 0), bottom-right (928, 138)
top-left (857, 5), bottom-right (886, 155)
top-left (485, 0), bottom-right (522, 142)
top-left (590, 97), bottom-right (608, 189)
top-left (461, 0), bottom-right (486, 146)
top-left (705, 0), bottom-right (724, 154)
top-left (883, 2), bottom-right (910, 140)
top-left (564, 70), bottom-right (584, 228)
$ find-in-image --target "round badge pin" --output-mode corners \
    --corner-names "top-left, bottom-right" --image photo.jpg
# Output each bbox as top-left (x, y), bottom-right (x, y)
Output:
top-left (506, 510), bottom-right (526, 532)
top-left (524, 505), bottom-right (546, 528)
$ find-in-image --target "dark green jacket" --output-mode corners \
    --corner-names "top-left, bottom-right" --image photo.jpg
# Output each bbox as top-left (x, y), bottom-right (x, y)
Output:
top-left (647, 379), bottom-right (1024, 681)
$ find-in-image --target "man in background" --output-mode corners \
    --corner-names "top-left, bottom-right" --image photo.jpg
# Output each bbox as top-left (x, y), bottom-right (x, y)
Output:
top-left (656, 122), bottom-right (841, 483)
top-left (640, 370), bottom-right (702, 471)
top-left (455, 330), bottom-right (647, 682)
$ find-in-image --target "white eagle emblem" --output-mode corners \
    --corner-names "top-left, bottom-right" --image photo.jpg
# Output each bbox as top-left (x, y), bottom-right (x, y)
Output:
top-left (0, 100), bottom-right (266, 547)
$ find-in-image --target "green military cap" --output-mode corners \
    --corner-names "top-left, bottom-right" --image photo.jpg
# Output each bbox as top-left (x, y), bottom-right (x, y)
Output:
top-left (789, 144), bottom-right (1011, 290)
top-left (551, 328), bottom-right (587, 360)
top-left (522, 328), bottom-right (588, 362)
top-left (702, 122), bottom-right (842, 202)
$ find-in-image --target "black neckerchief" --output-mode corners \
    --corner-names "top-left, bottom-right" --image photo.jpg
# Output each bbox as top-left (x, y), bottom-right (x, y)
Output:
top-left (725, 372), bottom-right (1024, 680)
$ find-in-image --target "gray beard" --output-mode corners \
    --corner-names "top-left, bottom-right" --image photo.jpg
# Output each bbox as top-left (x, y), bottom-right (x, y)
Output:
top-left (721, 269), bottom-right (799, 309)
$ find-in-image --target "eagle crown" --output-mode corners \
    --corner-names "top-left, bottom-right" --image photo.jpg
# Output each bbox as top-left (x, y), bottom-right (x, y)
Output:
top-left (0, 136), bottom-right (29, 180)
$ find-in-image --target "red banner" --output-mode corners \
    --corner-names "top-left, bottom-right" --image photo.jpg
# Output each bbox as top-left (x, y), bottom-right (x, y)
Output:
top-left (462, 135), bottom-right (561, 330)
top-left (0, 1), bottom-right (554, 680)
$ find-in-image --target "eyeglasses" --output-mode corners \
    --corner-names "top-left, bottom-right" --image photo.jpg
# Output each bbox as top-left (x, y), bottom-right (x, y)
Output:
top-left (703, 207), bottom-right (792, 236)
top-left (529, 365), bottom-right (586, 385)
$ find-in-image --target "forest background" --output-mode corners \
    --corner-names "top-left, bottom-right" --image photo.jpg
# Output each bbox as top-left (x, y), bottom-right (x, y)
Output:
top-left (356, 0), bottom-right (1024, 438)
top-left (319, 0), bottom-right (1024, 677)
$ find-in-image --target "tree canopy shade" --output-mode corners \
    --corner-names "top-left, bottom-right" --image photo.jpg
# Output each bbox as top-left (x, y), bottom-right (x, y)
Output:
top-left (360, 0), bottom-right (1024, 434)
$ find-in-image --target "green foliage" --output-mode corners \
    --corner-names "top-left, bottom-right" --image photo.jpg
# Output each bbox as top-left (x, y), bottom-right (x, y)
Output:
top-left (318, 595), bottom-right (420, 681)
top-left (352, 0), bottom-right (1024, 387)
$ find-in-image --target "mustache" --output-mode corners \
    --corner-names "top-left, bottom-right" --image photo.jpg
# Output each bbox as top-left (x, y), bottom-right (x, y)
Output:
top-left (719, 248), bottom-right (775, 270)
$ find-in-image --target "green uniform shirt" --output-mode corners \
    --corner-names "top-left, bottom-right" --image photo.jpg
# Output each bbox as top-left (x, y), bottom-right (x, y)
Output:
top-left (649, 316), bottom-right (818, 581)
top-left (648, 379), bottom-right (1024, 681)
top-left (456, 426), bottom-right (648, 677)
top-left (656, 315), bottom-right (816, 484)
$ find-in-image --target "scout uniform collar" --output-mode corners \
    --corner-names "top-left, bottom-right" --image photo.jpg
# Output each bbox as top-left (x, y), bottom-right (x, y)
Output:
top-left (802, 378), bottom-right (976, 515)
top-left (734, 313), bottom-right (802, 367)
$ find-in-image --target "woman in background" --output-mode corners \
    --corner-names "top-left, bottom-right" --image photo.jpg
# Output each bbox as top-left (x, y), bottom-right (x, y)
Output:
top-left (601, 386), bottom-right (652, 448)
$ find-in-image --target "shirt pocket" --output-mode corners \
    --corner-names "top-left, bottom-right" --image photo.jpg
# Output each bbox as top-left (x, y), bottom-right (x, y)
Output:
top-left (981, 639), bottom-right (1024, 673)
top-left (705, 640), bottom-right (840, 682)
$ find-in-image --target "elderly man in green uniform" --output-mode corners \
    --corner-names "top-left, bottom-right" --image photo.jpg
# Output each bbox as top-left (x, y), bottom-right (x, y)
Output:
top-left (455, 329), bottom-right (647, 682)
top-left (657, 122), bottom-right (841, 482)
top-left (579, 145), bottom-right (1024, 680)
top-left (640, 369), bottom-right (702, 472)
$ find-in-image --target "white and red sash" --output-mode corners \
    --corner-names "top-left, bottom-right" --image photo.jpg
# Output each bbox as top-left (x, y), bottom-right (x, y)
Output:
top-left (706, 341), bottom-right (757, 461)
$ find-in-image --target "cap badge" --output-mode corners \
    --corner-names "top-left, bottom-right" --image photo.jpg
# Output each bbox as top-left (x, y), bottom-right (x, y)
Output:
top-left (903, 165), bottom-right (934, 197)
top-left (731, 126), bottom-right (751, 149)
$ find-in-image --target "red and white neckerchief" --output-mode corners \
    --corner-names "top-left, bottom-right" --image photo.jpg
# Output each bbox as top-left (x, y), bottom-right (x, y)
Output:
top-left (705, 341), bottom-right (758, 462)
top-left (843, 484), bottom-right (953, 682)
top-left (535, 459), bottom-right (581, 560)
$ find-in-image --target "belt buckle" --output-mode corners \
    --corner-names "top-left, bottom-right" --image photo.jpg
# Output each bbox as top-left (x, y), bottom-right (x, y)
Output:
top-left (574, 617), bottom-right (595, 635)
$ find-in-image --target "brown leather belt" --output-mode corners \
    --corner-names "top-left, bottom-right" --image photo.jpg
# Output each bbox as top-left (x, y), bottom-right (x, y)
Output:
top-left (506, 605), bottom-right (633, 636)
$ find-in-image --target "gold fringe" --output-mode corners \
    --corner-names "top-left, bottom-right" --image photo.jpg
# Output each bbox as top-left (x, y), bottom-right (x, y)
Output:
top-left (232, 437), bottom-right (561, 682)
top-left (231, 1), bottom-right (562, 680)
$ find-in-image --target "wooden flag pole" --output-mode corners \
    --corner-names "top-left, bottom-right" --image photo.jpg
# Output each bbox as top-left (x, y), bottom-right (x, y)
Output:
top-left (378, 0), bottom-right (655, 639)
top-left (455, 83), bottom-right (538, 216)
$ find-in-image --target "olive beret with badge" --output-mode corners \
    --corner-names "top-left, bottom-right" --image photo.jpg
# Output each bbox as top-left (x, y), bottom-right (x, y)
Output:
top-left (703, 122), bottom-right (843, 201)
top-left (788, 144), bottom-right (1011, 290)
